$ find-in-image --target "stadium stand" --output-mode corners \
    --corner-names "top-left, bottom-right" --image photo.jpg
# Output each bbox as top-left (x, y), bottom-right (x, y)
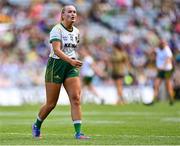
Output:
top-left (0, 0), bottom-right (179, 104)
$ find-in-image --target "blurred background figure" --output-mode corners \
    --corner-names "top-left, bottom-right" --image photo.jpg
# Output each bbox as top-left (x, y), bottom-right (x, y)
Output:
top-left (154, 39), bottom-right (174, 105)
top-left (110, 42), bottom-right (131, 105)
top-left (79, 47), bottom-right (105, 104)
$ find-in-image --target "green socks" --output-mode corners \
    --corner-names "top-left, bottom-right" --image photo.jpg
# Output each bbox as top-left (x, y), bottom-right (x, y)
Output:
top-left (34, 118), bottom-right (81, 133)
top-left (73, 120), bottom-right (81, 134)
top-left (34, 116), bottom-right (43, 129)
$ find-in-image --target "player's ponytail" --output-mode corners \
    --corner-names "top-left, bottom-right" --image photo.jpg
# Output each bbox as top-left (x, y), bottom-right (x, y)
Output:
top-left (60, 7), bottom-right (65, 21)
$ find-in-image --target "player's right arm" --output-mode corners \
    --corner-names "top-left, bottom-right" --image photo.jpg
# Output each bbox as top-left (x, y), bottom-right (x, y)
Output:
top-left (50, 26), bottom-right (82, 68)
top-left (52, 41), bottom-right (82, 68)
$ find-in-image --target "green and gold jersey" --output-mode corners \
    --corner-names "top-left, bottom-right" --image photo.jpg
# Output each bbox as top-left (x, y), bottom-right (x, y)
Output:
top-left (49, 23), bottom-right (80, 59)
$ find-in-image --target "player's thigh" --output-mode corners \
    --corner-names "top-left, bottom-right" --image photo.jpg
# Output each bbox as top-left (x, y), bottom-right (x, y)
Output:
top-left (165, 79), bottom-right (173, 89)
top-left (45, 82), bottom-right (62, 104)
top-left (63, 77), bottom-right (81, 99)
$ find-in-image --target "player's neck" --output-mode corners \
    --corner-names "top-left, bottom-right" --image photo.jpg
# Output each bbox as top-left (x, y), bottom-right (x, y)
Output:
top-left (61, 22), bottom-right (73, 31)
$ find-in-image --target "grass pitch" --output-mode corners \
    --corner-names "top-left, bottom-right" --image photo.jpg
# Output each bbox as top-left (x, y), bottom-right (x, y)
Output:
top-left (0, 102), bottom-right (180, 145)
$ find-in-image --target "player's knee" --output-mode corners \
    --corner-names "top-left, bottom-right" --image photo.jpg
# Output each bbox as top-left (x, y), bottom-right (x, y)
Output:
top-left (71, 95), bottom-right (81, 106)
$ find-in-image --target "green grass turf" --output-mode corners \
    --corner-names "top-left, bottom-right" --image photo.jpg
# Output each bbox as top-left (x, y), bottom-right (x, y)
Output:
top-left (0, 102), bottom-right (180, 145)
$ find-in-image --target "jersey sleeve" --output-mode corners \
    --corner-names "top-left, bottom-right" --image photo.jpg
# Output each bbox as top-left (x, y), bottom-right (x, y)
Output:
top-left (49, 26), bottom-right (61, 43)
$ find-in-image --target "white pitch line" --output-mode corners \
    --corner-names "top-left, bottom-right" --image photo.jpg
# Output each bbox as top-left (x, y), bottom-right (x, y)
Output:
top-left (162, 117), bottom-right (180, 122)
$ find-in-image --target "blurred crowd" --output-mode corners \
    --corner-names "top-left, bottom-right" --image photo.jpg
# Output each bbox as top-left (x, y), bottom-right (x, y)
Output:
top-left (0, 0), bottom-right (180, 92)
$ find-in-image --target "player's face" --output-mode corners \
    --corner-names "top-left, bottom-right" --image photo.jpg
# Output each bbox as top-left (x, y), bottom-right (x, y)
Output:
top-left (159, 40), bottom-right (166, 49)
top-left (63, 6), bottom-right (77, 24)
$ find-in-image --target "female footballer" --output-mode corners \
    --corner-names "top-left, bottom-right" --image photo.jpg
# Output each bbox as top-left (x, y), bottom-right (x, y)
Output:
top-left (154, 39), bottom-right (174, 105)
top-left (32, 5), bottom-right (90, 139)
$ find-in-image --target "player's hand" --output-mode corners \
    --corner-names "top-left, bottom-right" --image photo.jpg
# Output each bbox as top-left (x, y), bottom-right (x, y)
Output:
top-left (70, 59), bottom-right (83, 68)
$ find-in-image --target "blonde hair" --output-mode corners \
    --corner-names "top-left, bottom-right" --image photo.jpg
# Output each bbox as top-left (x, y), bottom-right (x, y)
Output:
top-left (60, 6), bottom-right (65, 21)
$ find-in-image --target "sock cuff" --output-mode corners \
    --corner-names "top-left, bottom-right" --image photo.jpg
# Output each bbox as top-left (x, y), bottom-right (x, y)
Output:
top-left (73, 120), bottom-right (82, 124)
top-left (37, 116), bottom-right (42, 122)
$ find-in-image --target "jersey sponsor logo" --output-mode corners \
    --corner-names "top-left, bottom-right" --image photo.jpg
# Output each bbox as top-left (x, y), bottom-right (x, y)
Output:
top-left (62, 47), bottom-right (75, 54)
top-left (64, 43), bottom-right (77, 48)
